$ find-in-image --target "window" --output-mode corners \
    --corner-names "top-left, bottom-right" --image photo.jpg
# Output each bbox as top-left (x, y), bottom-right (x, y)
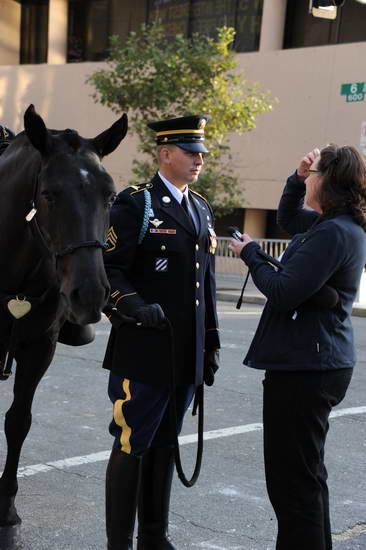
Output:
top-left (284, 0), bottom-right (366, 49)
top-left (146, 0), bottom-right (264, 52)
top-left (68, 0), bottom-right (110, 62)
top-left (19, 1), bottom-right (49, 64)
top-left (67, 0), bottom-right (263, 61)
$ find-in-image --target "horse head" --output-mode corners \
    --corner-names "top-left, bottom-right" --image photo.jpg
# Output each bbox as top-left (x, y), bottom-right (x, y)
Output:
top-left (24, 104), bottom-right (128, 324)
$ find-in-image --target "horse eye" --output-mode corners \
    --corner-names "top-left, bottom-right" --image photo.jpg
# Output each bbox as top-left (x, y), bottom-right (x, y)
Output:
top-left (41, 190), bottom-right (56, 205)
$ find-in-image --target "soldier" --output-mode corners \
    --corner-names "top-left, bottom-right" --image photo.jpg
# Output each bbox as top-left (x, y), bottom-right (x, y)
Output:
top-left (103, 115), bottom-right (220, 550)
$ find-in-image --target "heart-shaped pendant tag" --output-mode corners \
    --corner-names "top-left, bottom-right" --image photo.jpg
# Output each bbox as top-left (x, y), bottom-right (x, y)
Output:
top-left (7, 298), bottom-right (32, 319)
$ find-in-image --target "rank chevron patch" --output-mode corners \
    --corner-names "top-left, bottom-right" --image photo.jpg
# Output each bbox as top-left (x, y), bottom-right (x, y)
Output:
top-left (106, 226), bottom-right (117, 252)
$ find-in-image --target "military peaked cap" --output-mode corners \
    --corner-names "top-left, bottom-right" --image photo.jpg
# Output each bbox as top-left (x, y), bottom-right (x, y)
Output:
top-left (148, 114), bottom-right (210, 153)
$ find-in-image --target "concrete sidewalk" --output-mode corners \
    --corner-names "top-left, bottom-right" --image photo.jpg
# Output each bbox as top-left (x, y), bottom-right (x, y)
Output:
top-left (216, 273), bottom-right (366, 318)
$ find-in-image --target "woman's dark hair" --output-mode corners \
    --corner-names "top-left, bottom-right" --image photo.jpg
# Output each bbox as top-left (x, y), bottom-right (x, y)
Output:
top-left (317, 144), bottom-right (366, 231)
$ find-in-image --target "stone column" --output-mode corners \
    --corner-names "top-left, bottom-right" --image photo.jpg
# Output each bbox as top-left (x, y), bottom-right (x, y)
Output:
top-left (47, 0), bottom-right (68, 64)
top-left (243, 209), bottom-right (267, 238)
top-left (259, 0), bottom-right (288, 52)
top-left (0, 0), bottom-right (21, 65)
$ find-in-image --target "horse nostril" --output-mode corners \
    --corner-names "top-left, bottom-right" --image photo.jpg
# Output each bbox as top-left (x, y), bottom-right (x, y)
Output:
top-left (71, 284), bottom-right (109, 309)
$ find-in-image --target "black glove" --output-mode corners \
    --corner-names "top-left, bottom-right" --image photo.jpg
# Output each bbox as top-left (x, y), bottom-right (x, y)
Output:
top-left (134, 303), bottom-right (165, 328)
top-left (204, 349), bottom-right (220, 386)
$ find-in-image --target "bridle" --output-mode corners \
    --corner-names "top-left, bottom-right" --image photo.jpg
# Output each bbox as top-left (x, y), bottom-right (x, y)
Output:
top-left (26, 172), bottom-right (108, 259)
top-left (0, 160), bottom-right (108, 380)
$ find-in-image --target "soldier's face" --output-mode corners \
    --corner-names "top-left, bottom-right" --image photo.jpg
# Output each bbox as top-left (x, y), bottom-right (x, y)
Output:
top-left (166, 146), bottom-right (204, 185)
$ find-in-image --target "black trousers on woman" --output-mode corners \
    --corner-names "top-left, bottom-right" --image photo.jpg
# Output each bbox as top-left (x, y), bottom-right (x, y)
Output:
top-left (263, 368), bottom-right (352, 550)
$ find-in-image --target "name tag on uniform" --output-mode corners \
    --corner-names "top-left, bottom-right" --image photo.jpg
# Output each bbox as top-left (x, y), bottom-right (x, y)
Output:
top-left (149, 229), bottom-right (176, 234)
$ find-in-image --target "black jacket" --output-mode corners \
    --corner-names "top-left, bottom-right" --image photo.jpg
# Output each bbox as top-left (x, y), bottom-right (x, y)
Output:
top-left (242, 172), bottom-right (366, 371)
top-left (102, 173), bottom-right (220, 386)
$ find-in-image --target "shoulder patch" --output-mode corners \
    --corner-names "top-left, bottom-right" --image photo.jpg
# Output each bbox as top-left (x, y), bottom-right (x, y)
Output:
top-left (105, 226), bottom-right (118, 252)
top-left (129, 182), bottom-right (154, 195)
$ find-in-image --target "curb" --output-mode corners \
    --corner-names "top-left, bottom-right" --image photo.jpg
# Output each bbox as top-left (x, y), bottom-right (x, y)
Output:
top-left (216, 291), bottom-right (265, 306)
top-left (216, 291), bottom-right (366, 318)
top-left (351, 305), bottom-right (366, 318)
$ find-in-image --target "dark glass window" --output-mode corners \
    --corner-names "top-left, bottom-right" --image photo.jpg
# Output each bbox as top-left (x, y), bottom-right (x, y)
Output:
top-left (19, 2), bottom-right (49, 64)
top-left (215, 208), bottom-right (245, 237)
top-left (67, 0), bottom-right (263, 61)
top-left (284, 0), bottom-right (366, 49)
top-left (68, 0), bottom-right (147, 62)
top-left (68, 0), bottom-right (110, 62)
top-left (146, 0), bottom-right (263, 52)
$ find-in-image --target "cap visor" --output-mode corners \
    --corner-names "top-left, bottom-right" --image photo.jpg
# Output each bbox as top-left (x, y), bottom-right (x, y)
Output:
top-left (176, 143), bottom-right (209, 153)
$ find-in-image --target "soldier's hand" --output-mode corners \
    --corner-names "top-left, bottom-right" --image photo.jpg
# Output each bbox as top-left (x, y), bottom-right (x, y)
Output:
top-left (204, 349), bottom-right (220, 386)
top-left (134, 303), bottom-right (165, 328)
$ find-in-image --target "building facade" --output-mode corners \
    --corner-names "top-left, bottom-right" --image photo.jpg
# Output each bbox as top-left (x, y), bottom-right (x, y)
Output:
top-left (1, 0), bottom-right (366, 237)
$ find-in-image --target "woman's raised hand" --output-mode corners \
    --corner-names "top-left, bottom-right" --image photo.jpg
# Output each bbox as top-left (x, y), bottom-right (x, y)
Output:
top-left (297, 148), bottom-right (320, 179)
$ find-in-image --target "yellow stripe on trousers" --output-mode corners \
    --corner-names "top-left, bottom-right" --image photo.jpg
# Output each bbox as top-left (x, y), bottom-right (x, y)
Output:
top-left (113, 379), bottom-right (132, 454)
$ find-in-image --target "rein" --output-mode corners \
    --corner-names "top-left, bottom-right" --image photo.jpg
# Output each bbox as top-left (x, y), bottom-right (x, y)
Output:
top-left (165, 317), bottom-right (204, 487)
top-left (114, 312), bottom-right (204, 487)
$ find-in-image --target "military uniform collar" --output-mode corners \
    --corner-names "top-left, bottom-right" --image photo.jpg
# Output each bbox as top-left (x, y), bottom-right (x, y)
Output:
top-left (151, 173), bottom-right (197, 236)
top-left (158, 171), bottom-right (188, 205)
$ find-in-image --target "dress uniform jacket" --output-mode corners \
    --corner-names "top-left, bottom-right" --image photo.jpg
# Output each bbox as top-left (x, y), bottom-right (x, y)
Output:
top-left (241, 172), bottom-right (366, 372)
top-left (103, 173), bottom-right (220, 387)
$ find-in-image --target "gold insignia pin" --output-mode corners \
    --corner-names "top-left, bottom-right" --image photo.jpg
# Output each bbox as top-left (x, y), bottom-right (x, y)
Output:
top-left (198, 119), bottom-right (206, 129)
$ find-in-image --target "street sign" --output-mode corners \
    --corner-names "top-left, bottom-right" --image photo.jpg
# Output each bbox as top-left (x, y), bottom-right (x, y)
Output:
top-left (340, 82), bottom-right (366, 103)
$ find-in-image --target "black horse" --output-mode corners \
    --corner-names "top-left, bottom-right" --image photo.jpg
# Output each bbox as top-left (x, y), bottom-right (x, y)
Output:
top-left (0, 105), bottom-right (127, 541)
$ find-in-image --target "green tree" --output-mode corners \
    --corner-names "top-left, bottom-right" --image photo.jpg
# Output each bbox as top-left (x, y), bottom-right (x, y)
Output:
top-left (88, 24), bottom-right (274, 216)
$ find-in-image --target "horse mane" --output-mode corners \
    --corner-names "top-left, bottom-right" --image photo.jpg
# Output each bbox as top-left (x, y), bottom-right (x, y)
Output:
top-left (1, 128), bottom-right (84, 157)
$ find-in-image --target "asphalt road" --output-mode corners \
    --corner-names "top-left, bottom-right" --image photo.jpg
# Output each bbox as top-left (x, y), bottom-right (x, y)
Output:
top-left (0, 301), bottom-right (365, 550)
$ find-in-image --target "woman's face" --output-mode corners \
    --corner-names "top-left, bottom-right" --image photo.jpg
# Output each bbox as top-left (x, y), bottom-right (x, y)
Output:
top-left (304, 156), bottom-right (323, 213)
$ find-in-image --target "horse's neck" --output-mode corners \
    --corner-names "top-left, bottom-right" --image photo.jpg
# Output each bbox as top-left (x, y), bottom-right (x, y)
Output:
top-left (0, 230), bottom-right (54, 295)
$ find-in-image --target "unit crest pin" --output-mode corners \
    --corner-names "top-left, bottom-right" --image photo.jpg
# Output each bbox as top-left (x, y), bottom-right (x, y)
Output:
top-left (150, 218), bottom-right (163, 228)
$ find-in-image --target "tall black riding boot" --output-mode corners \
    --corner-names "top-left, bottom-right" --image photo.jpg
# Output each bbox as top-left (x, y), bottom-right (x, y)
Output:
top-left (106, 447), bottom-right (142, 550)
top-left (137, 447), bottom-right (177, 550)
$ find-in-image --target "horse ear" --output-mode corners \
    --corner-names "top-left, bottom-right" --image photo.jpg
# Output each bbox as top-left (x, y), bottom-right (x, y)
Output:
top-left (24, 104), bottom-right (53, 156)
top-left (91, 113), bottom-right (128, 158)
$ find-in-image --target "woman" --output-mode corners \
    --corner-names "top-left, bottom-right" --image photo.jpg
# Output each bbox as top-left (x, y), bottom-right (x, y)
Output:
top-left (229, 145), bottom-right (366, 550)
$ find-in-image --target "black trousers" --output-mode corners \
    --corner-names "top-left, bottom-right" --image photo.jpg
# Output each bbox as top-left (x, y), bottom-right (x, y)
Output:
top-left (263, 368), bottom-right (353, 550)
top-left (108, 372), bottom-right (195, 455)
